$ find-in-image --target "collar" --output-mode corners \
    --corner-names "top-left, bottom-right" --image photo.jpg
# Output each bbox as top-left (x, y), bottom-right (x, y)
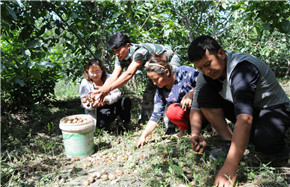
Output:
top-left (124, 43), bottom-right (136, 60)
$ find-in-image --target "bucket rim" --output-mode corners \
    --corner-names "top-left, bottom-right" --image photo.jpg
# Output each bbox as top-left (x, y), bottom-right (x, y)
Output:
top-left (60, 114), bottom-right (93, 127)
top-left (59, 114), bottom-right (94, 132)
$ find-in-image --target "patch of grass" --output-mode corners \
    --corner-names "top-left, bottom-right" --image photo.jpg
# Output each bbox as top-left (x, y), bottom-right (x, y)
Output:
top-left (54, 79), bottom-right (79, 99)
top-left (1, 79), bottom-right (289, 187)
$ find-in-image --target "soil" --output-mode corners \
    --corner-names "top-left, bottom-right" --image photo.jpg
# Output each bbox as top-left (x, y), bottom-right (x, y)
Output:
top-left (1, 81), bottom-right (290, 187)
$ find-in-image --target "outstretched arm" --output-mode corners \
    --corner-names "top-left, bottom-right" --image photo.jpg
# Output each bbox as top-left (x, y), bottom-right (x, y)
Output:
top-left (92, 60), bottom-right (143, 106)
top-left (214, 113), bottom-right (252, 187)
top-left (108, 60), bottom-right (141, 90)
top-left (214, 61), bottom-right (259, 186)
top-left (102, 66), bottom-right (123, 90)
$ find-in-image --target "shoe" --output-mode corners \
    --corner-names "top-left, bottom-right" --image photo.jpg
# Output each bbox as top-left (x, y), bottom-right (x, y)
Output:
top-left (117, 118), bottom-right (131, 130)
top-left (97, 121), bottom-right (107, 130)
top-left (209, 140), bottom-right (231, 160)
top-left (165, 127), bottom-right (176, 135)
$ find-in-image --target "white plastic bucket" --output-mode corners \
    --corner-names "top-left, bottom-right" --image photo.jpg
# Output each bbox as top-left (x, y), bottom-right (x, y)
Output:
top-left (59, 114), bottom-right (95, 158)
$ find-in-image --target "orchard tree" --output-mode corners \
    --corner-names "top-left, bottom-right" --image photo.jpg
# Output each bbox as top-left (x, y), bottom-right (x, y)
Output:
top-left (1, 0), bottom-right (289, 113)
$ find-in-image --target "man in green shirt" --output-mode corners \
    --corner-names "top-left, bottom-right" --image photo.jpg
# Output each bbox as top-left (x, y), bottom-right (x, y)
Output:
top-left (91, 31), bottom-right (180, 130)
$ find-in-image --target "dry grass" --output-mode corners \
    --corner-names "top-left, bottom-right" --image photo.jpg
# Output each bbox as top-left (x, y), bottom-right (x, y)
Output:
top-left (1, 80), bottom-right (289, 187)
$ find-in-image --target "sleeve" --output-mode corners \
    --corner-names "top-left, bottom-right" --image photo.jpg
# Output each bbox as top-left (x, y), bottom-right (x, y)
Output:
top-left (189, 68), bottom-right (199, 88)
top-left (169, 54), bottom-right (181, 68)
top-left (230, 61), bottom-right (260, 116)
top-left (105, 88), bottom-right (121, 105)
top-left (191, 73), bottom-right (206, 111)
top-left (149, 89), bottom-right (166, 123)
top-left (114, 57), bottom-right (121, 68)
top-left (132, 48), bottom-right (151, 63)
top-left (79, 79), bottom-right (95, 111)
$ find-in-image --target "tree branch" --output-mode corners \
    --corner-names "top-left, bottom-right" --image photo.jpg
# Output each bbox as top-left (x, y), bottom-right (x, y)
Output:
top-left (140, 1), bottom-right (162, 30)
top-left (195, 2), bottom-right (205, 33)
top-left (93, 2), bottom-right (113, 72)
top-left (165, 3), bottom-right (194, 41)
top-left (50, 6), bottom-right (97, 59)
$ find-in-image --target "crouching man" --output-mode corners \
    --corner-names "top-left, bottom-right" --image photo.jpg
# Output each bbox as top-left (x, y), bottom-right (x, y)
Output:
top-left (188, 35), bottom-right (289, 187)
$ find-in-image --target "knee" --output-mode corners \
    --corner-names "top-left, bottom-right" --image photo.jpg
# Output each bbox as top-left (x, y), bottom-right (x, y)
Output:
top-left (122, 97), bottom-right (131, 105)
top-left (252, 130), bottom-right (286, 154)
top-left (166, 103), bottom-right (184, 121)
top-left (166, 103), bottom-right (189, 131)
top-left (197, 84), bottom-right (221, 108)
top-left (120, 97), bottom-right (131, 110)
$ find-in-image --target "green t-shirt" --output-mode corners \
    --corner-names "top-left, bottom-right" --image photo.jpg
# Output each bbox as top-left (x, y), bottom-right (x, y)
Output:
top-left (114, 43), bottom-right (180, 69)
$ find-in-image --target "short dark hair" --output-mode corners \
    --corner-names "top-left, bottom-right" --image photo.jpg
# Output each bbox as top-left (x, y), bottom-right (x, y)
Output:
top-left (107, 31), bottom-right (130, 49)
top-left (188, 35), bottom-right (222, 62)
top-left (84, 59), bottom-right (107, 82)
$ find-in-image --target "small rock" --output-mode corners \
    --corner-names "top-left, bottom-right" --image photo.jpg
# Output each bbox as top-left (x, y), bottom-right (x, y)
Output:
top-left (87, 176), bottom-right (94, 184)
top-left (108, 173), bottom-right (116, 180)
top-left (95, 172), bottom-right (101, 179)
top-left (83, 180), bottom-right (89, 186)
top-left (101, 169), bottom-right (107, 175)
top-left (59, 178), bottom-right (66, 184)
top-left (101, 174), bottom-right (108, 180)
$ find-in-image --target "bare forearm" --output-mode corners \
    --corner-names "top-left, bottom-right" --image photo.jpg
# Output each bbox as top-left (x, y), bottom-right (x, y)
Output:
top-left (225, 114), bottom-right (252, 168)
top-left (102, 76), bottom-right (115, 88)
top-left (213, 115), bottom-right (252, 186)
top-left (189, 109), bottom-right (203, 136)
top-left (187, 88), bottom-right (194, 98)
top-left (141, 120), bottom-right (158, 138)
top-left (109, 71), bottom-right (134, 91)
top-left (189, 109), bottom-right (206, 153)
top-left (99, 67), bottom-right (122, 93)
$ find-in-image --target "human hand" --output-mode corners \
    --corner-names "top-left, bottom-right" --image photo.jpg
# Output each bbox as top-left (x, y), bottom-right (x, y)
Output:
top-left (181, 93), bottom-right (193, 110)
top-left (137, 135), bottom-right (147, 148)
top-left (214, 163), bottom-right (237, 187)
top-left (190, 134), bottom-right (206, 154)
top-left (88, 86), bottom-right (110, 104)
top-left (93, 98), bottom-right (108, 108)
top-left (81, 92), bottom-right (105, 108)
top-left (90, 93), bottom-right (102, 108)
top-left (88, 89), bottom-right (99, 96)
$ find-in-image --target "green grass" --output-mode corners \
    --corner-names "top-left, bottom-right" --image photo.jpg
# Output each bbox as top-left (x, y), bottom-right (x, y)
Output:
top-left (54, 79), bottom-right (80, 99)
top-left (1, 79), bottom-right (289, 187)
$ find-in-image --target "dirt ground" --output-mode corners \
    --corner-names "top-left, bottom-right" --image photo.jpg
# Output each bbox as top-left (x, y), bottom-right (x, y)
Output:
top-left (2, 81), bottom-right (289, 187)
top-left (49, 80), bottom-right (290, 186)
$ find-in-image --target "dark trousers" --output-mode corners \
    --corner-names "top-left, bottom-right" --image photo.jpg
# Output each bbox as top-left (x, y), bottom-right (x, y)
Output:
top-left (197, 84), bottom-right (289, 154)
top-left (97, 97), bottom-right (131, 129)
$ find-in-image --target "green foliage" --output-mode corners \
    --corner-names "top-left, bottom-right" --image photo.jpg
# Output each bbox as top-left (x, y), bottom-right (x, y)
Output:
top-left (244, 1), bottom-right (290, 34)
top-left (1, 2), bottom-right (62, 111)
top-left (219, 1), bottom-right (289, 77)
top-left (1, 1), bottom-right (289, 113)
top-left (54, 79), bottom-right (79, 99)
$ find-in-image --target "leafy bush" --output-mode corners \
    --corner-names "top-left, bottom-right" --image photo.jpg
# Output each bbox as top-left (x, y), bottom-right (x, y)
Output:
top-left (1, 1), bottom-right (289, 113)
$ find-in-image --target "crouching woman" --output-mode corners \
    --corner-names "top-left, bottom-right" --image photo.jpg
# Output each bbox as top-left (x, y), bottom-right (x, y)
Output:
top-left (79, 59), bottom-right (131, 131)
top-left (137, 54), bottom-right (199, 147)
